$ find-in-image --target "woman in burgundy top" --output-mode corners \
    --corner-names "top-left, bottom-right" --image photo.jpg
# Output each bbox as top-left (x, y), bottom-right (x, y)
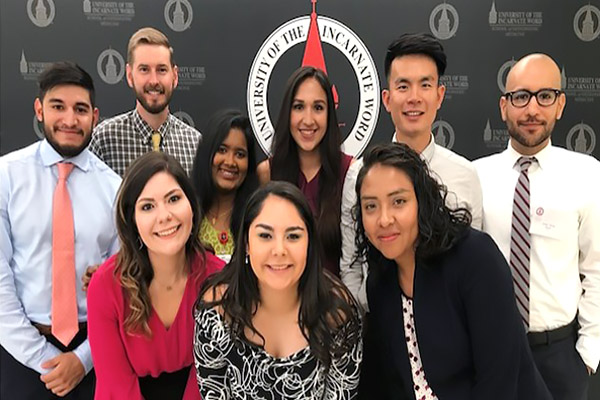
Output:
top-left (257, 66), bottom-right (352, 276)
top-left (87, 152), bottom-right (224, 400)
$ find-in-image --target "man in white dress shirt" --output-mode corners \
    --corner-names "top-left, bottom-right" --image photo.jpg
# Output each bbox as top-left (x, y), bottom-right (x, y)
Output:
top-left (474, 53), bottom-right (599, 400)
top-left (340, 33), bottom-right (482, 309)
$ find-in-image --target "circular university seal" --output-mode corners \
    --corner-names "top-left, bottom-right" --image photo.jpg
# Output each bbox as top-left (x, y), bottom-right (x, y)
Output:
top-left (97, 49), bottom-right (125, 85)
top-left (27, 0), bottom-right (55, 28)
top-left (247, 15), bottom-right (379, 157)
top-left (497, 59), bottom-right (516, 93)
top-left (429, 3), bottom-right (459, 40)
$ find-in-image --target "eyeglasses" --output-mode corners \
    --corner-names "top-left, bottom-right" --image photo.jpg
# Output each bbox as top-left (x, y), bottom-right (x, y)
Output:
top-left (503, 89), bottom-right (563, 108)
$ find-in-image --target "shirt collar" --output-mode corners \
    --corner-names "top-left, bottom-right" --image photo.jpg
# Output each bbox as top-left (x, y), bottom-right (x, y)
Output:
top-left (39, 139), bottom-right (91, 172)
top-left (133, 109), bottom-right (172, 145)
top-left (505, 140), bottom-right (552, 171)
top-left (391, 131), bottom-right (435, 163)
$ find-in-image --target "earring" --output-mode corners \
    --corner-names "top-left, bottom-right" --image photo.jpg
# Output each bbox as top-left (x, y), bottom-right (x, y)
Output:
top-left (137, 236), bottom-right (144, 250)
top-left (245, 253), bottom-right (250, 266)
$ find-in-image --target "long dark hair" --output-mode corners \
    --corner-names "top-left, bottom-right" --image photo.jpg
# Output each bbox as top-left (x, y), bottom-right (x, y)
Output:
top-left (191, 109), bottom-right (259, 238)
top-left (115, 152), bottom-right (204, 335)
top-left (198, 181), bottom-right (360, 368)
top-left (354, 143), bottom-right (471, 266)
top-left (270, 66), bottom-right (344, 266)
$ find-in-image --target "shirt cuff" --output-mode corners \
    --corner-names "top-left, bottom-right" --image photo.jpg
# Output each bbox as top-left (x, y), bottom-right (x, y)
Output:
top-left (72, 339), bottom-right (93, 374)
top-left (576, 334), bottom-right (600, 374)
top-left (38, 342), bottom-right (63, 374)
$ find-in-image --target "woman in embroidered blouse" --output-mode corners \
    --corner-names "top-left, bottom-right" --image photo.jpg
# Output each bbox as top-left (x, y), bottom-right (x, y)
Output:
top-left (355, 143), bottom-right (551, 400)
top-left (192, 109), bottom-right (259, 262)
top-left (87, 152), bottom-right (224, 400)
top-left (257, 67), bottom-right (353, 275)
top-left (194, 181), bottom-right (362, 399)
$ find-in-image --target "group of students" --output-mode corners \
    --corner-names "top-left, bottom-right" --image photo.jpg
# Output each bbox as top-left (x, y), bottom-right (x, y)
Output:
top-left (0, 25), bottom-right (598, 400)
top-left (83, 58), bottom-right (366, 398)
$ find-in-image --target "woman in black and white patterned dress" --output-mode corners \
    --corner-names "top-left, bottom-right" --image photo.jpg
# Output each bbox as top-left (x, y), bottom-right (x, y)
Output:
top-left (193, 181), bottom-right (362, 399)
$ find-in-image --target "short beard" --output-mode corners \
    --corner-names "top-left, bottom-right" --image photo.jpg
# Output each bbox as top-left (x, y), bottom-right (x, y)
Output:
top-left (133, 84), bottom-right (172, 115)
top-left (43, 121), bottom-right (93, 158)
top-left (507, 119), bottom-right (554, 151)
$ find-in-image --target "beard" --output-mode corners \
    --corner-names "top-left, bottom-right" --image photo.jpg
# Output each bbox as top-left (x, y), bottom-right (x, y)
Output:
top-left (506, 117), bottom-right (554, 150)
top-left (42, 119), bottom-right (93, 158)
top-left (133, 83), bottom-right (173, 115)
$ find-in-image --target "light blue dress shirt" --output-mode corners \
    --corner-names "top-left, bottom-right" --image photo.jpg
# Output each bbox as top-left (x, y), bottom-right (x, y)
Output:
top-left (0, 140), bottom-right (121, 374)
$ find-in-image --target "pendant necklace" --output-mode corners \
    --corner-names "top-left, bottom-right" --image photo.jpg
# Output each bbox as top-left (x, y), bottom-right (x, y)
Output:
top-left (209, 206), bottom-right (233, 245)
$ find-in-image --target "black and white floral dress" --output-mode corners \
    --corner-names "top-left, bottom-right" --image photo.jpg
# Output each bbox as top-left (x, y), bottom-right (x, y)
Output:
top-left (194, 307), bottom-right (362, 399)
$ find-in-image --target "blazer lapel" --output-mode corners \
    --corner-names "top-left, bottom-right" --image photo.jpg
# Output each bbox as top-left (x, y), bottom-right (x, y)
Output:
top-left (378, 260), bottom-right (416, 399)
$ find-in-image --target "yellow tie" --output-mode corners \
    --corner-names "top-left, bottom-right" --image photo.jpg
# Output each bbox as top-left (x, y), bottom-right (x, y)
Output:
top-left (151, 132), bottom-right (161, 152)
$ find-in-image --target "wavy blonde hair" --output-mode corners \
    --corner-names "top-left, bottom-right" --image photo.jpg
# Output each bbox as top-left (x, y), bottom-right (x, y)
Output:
top-left (127, 27), bottom-right (174, 65)
top-left (115, 152), bottom-right (204, 336)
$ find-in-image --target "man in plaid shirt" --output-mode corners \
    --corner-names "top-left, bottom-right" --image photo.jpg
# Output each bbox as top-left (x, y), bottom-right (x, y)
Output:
top-left (90, 27), bottom-right (200, 177)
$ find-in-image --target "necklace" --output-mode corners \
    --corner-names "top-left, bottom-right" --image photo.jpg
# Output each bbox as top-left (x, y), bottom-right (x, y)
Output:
top-left (208, 206), bottom-right (233, 225)
top-left (156, 277), bottom-right (181, 291)
top-left (154, 268), bottom-right (186, 291)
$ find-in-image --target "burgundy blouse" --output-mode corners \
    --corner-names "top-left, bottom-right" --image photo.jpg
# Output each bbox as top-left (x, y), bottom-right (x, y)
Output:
top-left (297, 153), bottom-right (353, 275)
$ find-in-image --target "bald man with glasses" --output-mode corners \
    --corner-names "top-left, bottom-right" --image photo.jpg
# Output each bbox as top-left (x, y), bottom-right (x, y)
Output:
top-left (475, 53), bottom-right (600, 400)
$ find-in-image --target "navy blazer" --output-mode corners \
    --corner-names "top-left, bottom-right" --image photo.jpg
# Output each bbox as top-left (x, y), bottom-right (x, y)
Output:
top-left (358, 229), bottom-right (551, 400)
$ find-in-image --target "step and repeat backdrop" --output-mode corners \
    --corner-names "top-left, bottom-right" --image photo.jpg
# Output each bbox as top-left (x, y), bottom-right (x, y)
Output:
top-left (1, 0), bottom-right (599, 161)
top-left (0, 0), bottom-right (599, 394)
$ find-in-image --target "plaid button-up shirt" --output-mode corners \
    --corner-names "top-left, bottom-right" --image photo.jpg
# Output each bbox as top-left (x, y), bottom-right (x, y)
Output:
top-left (89, 109), bottom-right (201, 176)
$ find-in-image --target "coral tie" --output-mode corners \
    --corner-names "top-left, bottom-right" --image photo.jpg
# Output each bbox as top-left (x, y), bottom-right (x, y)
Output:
top-left (51, 162), bottom-right (79, 346)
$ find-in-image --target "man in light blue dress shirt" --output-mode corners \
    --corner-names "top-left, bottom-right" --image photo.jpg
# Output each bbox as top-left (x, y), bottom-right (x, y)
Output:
top-left (0, 62), bottom-right (121, 399)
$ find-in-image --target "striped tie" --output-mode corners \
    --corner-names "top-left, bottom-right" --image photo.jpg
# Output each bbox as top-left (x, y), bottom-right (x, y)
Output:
top-left (510, 156), bottom-right (535, 330)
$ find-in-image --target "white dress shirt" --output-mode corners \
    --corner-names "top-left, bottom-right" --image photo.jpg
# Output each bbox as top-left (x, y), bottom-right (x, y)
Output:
top-left (340, 133), bottom-right (483, 310)
top-left (0, 140), bottom-right (121, 374)
top-left (474, 142), bottom-right (600, 372)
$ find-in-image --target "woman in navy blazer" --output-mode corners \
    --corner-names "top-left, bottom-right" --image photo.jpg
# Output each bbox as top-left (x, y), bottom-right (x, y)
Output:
top-left (354, 143), bottom-right (551, 400)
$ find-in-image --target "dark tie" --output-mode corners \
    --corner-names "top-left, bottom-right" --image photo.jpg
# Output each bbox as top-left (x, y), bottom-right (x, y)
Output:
top-left (510, 156), bottom-right (535, 330)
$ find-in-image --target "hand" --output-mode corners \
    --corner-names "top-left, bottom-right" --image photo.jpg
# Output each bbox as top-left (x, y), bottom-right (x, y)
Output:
top-left (82, 265), bottom-right (99, 291)
top-left (40, 352), bottom-right (85, 397)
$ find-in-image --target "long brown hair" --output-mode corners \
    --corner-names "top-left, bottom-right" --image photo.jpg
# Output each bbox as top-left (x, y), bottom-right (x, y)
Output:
top-left (198, 182), bottom-right (361, 368)
top-left (115, 152), bottom-right (204, 335)
top-left (270, 67), bottom-right (344, 267)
